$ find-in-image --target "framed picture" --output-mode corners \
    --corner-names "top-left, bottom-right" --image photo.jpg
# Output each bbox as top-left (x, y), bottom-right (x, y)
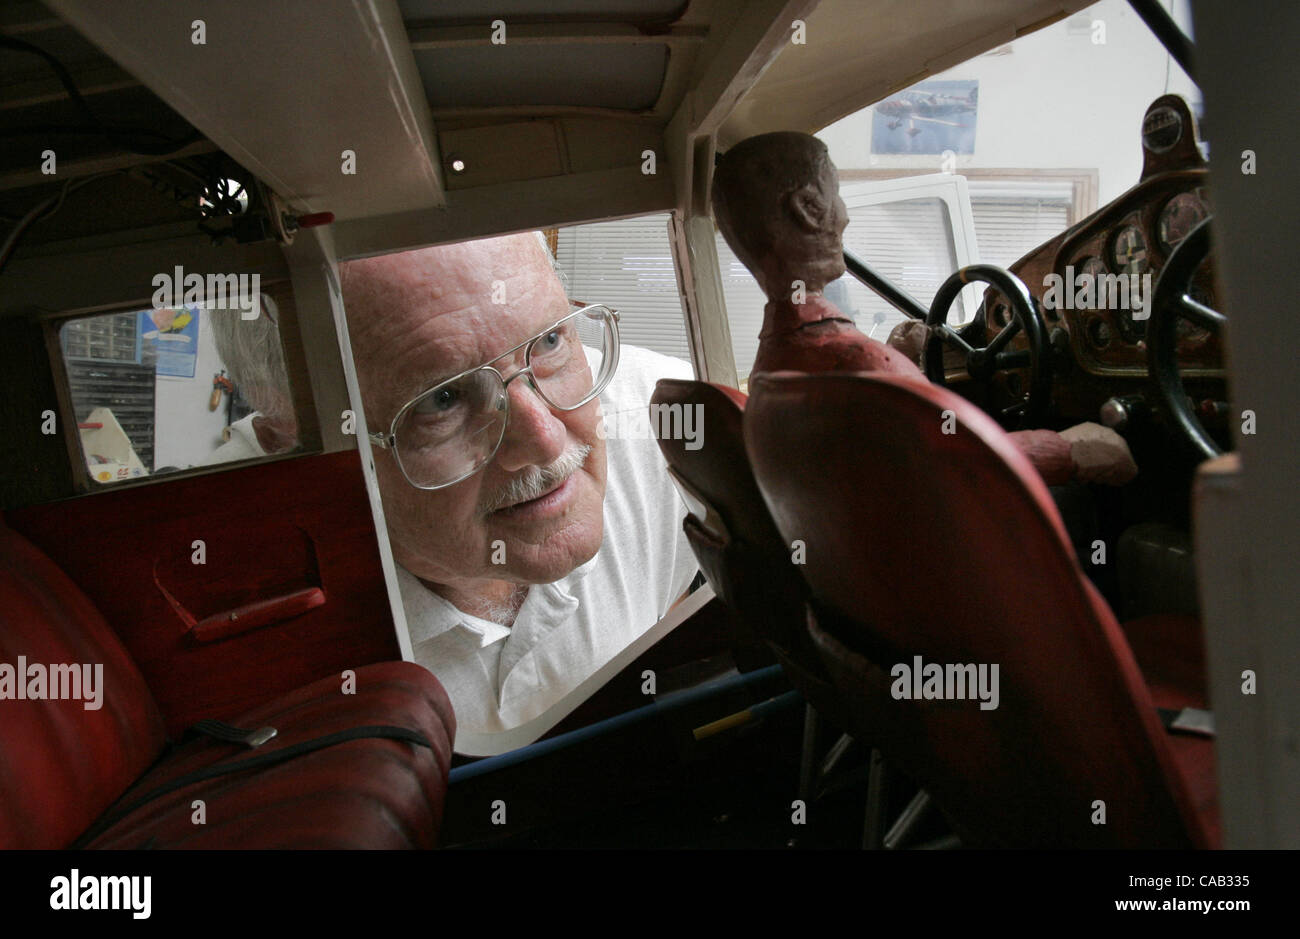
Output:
top-left (872, 80), bottom-right (978, 155)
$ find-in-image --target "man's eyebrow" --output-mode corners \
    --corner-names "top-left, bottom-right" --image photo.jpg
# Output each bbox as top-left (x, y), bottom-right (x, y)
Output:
top-left (393, 302), bottom-right (574, 406)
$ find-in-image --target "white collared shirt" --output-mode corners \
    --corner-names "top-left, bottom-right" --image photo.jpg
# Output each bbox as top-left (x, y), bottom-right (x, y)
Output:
top-left (202, 412), bottom-right (264, 465)
top-left (396, 344), bottom-right (700, 741)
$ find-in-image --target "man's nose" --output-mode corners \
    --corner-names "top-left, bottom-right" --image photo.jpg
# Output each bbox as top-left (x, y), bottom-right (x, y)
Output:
top-left (493, 377), bottom-right (568, 472)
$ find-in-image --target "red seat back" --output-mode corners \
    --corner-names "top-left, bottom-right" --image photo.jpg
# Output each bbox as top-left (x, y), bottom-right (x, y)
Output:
top-left (744, 371), bottom-right (1209, 847)
top-left (0, 521), bottom-right (166, 848)
top-left (651, 379), bottom-right (846, 716)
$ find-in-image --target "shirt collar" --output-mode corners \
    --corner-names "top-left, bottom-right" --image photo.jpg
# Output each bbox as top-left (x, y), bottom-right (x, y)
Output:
top-left (395, 565), bottom-right (511, 648)
top-left (396, 562), bottom-right (588, 708)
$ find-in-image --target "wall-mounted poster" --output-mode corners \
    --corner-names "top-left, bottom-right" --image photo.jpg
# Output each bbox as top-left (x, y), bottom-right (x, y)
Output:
top-left (140, 306), bottom-right (200, 378)
top-left (872, 80), bottom-right (978, 155)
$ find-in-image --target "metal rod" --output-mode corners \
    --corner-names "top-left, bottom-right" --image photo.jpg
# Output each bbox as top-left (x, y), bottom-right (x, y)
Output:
top-left (798, 703), bottom-right (819, 802)
top-left (449, 664), bottom-right (785, 783)
top-left (692, 690), bottom-right (802, 739)
top-left (1128, 0), bottom-right (1195, 82)
top-left (843, 247), bottom-right (931, 321)
top-left (819, 732), bottom-right (855, 779)
top-left (862, 747), bottom-right (888, 849)
top-left (883, 789), bottom-right (932, 849)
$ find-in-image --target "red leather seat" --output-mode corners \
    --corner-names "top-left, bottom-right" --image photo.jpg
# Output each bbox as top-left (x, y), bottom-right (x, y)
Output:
top-left (744, 371), bottom-right (1217, 848)
top-left (651, 379), bottom-right (853, 727)
top-left (0, 519), bottom-right (454, 849)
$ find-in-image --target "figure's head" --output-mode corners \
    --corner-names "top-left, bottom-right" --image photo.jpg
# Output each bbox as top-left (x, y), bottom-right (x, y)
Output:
top-left (711, 131), bottom-right (848, 298)
top-left (339, 233), bottom-right (608, 595)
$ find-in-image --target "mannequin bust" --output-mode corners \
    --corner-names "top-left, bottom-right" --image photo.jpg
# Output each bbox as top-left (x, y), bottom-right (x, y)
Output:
top-left (712, 131), bottom-right (1135, 487)
top-left (712, 131), bottom-right (919, 377)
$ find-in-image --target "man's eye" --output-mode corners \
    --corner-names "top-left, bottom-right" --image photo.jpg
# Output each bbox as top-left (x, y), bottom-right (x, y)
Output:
top-left (537, 330), bottom-right (562, 352)
top-left (414, 386), bottom-right (462, 415)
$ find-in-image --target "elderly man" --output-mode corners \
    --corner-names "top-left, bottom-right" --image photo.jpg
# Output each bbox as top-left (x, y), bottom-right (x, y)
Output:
top-left (339, 234), bottom-right (699, 738)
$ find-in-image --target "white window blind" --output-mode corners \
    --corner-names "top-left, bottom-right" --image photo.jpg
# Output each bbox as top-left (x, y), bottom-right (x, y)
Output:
top-left (837, 197), bottom-right (961, 337)
top-left (714, 237), bottom-right (768, 382)
top-left (719, 197), bottom-right (962, 380)
top-left (968, 179), bottom-right (1073, 269)
top-left (555, 214), bottom-right (692, 363)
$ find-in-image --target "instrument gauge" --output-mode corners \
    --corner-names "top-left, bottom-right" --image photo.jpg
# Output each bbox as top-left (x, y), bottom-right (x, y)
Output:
top-left (1079, 256), bottom-right (1108, 282)
top-left (1110, 225), bottom-right (1149, 277)
top-left (1158, 193), bottom-right (1208, 251)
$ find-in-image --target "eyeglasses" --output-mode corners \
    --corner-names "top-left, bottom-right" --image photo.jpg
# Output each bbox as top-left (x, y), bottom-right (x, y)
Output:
top-left (369, 303), bottom-right (620, 490)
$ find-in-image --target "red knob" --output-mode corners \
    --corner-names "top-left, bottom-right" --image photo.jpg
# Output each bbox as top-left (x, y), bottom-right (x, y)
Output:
top-left (295, 212), bottom-right (334, 228)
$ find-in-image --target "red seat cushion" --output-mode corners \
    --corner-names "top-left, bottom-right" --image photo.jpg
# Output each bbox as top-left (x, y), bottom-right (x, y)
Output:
top-left (85, 662), bottom-right (455, 849)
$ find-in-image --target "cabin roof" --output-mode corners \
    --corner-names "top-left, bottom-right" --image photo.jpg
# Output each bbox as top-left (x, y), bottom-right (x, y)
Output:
top-left (2, 0), bottom-right (1090, 256)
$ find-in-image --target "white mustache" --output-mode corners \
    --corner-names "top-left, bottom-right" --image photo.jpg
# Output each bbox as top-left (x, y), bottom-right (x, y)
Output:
top-left (480, 444), bottom-right (592, 514)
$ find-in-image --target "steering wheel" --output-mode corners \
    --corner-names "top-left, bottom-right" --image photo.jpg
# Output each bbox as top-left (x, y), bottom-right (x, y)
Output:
top-left (1147, 217), bottom-right (1228, 461)
top-left (924, 264), bottom-right (1051, 427)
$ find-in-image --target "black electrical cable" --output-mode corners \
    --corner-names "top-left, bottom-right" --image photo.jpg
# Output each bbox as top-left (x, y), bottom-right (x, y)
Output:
top-left (0, 35), bottom-right (202, 156)
top-left (0, 123), bottom-right (191, 143)
top-left (0, 171), bottom-right (121, 276)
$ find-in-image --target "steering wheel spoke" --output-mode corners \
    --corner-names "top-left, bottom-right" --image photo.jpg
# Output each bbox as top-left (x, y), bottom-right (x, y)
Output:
top-left (925, 265), bottom-right (1051, 427)
top-left (986, 318), bottom-right (1021, 355)
top-left (1148, 217), bottom-right (1226, 461)
top-left (994, 349), bottom-right (1032, 370)
top-left (932, 322), bottom-right (975, 354)
top-left (1179, 294), bottom-right (1227, 331)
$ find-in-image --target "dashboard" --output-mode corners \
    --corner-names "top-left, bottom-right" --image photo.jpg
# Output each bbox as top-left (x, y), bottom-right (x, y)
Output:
top-left (966, 95), bottom-right (1227, 429)
top-left (986, 170), bottom-right (1222, 378)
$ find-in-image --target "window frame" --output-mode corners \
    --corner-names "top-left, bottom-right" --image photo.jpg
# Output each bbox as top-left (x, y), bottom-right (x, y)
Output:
top-left (44, 279), bottom-right (319, 495)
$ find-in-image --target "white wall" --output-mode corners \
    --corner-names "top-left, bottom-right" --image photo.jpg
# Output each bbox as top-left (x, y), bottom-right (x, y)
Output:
top-left (818, 0), bottom-right (1199, 207)
top-left (152, 309), bottom-right (232, 468)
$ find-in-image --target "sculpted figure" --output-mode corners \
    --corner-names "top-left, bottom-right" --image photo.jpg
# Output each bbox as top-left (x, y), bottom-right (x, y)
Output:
top-left (711, 131), bottom-right (1135, 487)
top-left (712, 132), bottom-right (918, 378)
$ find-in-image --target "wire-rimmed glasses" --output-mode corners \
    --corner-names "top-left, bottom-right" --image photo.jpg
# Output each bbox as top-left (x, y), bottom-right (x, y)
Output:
top-left (368, 303), bottom-right (620, 490)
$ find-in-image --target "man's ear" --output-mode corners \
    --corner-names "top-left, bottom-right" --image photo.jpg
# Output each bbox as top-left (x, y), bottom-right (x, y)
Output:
top-left (785, 184), bottom-right (829, 232)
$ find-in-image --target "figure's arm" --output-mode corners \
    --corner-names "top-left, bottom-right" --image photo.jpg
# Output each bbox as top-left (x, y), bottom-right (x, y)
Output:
top-left (885, 322), bottom-right (1137, 486)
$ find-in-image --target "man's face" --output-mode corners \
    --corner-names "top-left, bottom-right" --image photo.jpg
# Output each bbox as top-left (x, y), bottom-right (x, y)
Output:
top-left (342, 235), bottom-right (607, 594)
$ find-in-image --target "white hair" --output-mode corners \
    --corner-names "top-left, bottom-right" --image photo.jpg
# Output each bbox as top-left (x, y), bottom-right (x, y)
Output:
top-left (535, 230), bottom-right (569, 294)
top-left (209, 299), bottom-right (293, 424)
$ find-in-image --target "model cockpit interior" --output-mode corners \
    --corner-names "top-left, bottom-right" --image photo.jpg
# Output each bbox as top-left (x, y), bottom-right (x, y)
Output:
top-left (0, 0), bottom-right (1294, 880)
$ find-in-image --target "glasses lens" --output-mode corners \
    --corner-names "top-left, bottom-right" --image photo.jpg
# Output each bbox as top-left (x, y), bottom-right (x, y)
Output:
top-left (534, 306), bottom-right (616, 409)
top-left (394, 369), bottom-right (505, 487)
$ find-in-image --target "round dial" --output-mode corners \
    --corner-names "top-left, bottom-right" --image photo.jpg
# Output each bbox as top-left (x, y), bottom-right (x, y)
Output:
top-left (1158, 193), bottom-right (1208, 251)
top-left (1087, 317), bottom-right (1112, 349)
top-left (1110, 225), bottom-right (1149, 277)
top-left (1079, 256), bottom-right (1108, 281)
